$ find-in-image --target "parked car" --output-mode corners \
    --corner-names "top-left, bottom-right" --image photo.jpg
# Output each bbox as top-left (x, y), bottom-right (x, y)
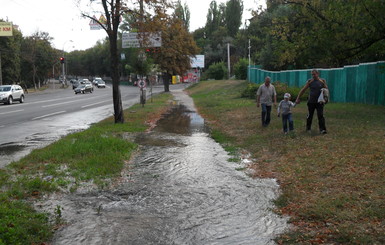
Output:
top-left (0, 85), bottom-right (25, 105)
top-left (74, 83), bottom-right (93, 94)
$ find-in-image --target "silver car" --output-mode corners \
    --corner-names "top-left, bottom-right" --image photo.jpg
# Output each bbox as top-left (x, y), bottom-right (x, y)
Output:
top-left (74, 82), bottom-right (93, 94)
top-left (0, 85), bottom-right (25, 104)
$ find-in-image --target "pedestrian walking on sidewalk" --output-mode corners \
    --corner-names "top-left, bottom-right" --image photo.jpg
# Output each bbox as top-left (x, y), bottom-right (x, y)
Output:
top-left (256, 76), bottom-right (277, 127)
top-left (277, 93), bottom-right (296, 134)
top-left (295, 69), bottom-right (328, 134)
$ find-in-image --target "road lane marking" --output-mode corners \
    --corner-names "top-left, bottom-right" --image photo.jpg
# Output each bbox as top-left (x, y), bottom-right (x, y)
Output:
top-left (32, 111), bottom-right (66, 120)
top-left (81, 100), bottom-right (111, 108)
top-left (41, 95), bottom-right (111, 108)
top-left (0, 109), bottom-right (24, 115)
top-left (41, 99), bottom-right (88, 108)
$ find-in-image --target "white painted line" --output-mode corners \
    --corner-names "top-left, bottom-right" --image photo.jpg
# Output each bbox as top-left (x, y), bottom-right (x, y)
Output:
top-left (32, 111), bottom-right (66, 120)
top-left (81, 100), bottom-right (111, 108)
top-left (0, 109), bottom-right (24, 115)
top-left (42, 100), bottom-right (82, 108)
top-left (41, 95), bottom-right (110, 108)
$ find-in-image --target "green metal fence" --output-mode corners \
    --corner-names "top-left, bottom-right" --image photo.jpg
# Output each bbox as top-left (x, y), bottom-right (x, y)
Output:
top-left (248, 61), bottom-right (385, 105)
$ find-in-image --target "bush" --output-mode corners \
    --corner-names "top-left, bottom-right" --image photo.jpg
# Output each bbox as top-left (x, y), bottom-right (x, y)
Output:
top-left (204, 62), bottom-right (228, 80)
top-left (241, 81), bottom-right (309, 101)
top-left (241, 82), bottom-right (259, 99)
top-left (234, 58), bottom-right (248, 80)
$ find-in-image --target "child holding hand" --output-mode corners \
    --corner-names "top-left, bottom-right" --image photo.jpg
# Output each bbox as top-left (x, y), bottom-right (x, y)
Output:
top-left (277, 93), bottom-right (296, 134)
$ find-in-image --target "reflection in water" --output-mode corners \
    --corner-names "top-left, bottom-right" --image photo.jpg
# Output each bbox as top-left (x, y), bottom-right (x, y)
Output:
top-left (154, 105), bottom-right (208, 135)
top-left (0, 143), bottom-right (26, 155)
top-left (0, 134), bottom-right (59, 168)
top-left (42, 95), bottom-right (288, 245)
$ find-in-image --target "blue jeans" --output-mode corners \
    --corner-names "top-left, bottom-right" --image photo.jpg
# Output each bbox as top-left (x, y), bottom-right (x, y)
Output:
top-left (261, 103), bottom-right (272, 126)
top-left (282, 113), bottom-right (294, 133)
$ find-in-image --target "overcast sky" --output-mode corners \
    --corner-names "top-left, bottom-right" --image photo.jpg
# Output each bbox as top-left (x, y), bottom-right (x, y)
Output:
top-left (1, 0), bottom-right (265, 51)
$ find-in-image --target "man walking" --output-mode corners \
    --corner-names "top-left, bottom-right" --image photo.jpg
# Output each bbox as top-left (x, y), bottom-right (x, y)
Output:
top-left (295, 69), bottom-right (328, 134)
top-left (256, 76), bottom-right (277, 127)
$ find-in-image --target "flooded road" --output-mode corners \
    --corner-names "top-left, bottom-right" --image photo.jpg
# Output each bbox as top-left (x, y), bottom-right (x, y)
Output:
top-left (40, 90), bottom-right (288, 244)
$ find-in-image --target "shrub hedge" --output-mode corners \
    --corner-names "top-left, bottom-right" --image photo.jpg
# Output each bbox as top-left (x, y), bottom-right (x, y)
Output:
top-left (241, 81), bottom-right (309, 101)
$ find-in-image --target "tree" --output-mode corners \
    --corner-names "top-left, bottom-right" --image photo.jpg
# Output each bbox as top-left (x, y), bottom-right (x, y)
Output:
top-left (225, 0), bottom-right (243, 37)
top-left (79, 0), bottom-right (125, 123)
top-left (205, 1), bottom-right (226, 38)
top-left (150, 17), bottom-right (200, 91)
top-left (253, 0), bottom-right (385, 69)
top-left (21, 32), bottom-right (55, 89)
top-left (174, 0), bottom-right (190, 30)
top-left (0, 26), bottom-right (22, 85)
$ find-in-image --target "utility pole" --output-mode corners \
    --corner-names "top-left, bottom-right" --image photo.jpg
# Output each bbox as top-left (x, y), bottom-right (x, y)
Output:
top-left (248, 39), bottom-right (251, 67)
top-left (0, 51), bottom-right (2, 85)
top-left (227, 43), bottom-right (230, 79)
top-left (62, 61), bottom-right (65, 86)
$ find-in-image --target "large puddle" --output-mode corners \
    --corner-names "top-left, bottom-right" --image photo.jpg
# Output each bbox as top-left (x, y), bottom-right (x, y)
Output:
top-left (37, 91), bottom-right (289, 244)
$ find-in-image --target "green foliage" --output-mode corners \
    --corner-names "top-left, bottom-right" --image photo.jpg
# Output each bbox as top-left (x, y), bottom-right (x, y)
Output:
top-left (241, 81), bottom-right (308, 101)
top-left (225, 0), bottom-right (243, 37)
top-left (0, 196), bottom-right (52, 244)
top-left (204, 62), bottom-right (228, 80)
top-left (272, 81), bottom-right (307, 101)
top-left (234, 58), bottom-right (248, 80)
top-left (0, 27), bottom-right (22, 84)
top-left (240, 82), bottom-right (259, 99)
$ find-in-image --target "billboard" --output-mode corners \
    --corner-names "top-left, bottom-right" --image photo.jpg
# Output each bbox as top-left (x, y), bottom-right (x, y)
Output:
top-left (191, 55), bottom-right (205, 68)
top-left (0, 22), bottom-right (13, 36)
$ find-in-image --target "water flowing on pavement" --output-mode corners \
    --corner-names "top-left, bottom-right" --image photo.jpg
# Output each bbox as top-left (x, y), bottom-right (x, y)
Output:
top-left (39, 88), bottom-right (289, 244)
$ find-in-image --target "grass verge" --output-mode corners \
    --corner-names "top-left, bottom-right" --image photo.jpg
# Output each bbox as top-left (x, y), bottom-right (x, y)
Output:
top-left (186, 80), bottom-right (385, 244)
top-left (0, 92), bottom-right (173, 244)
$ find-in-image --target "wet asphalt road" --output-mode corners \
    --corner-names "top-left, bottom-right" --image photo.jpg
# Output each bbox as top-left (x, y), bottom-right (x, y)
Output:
top-left (0, 82), bottom-right (168, 168)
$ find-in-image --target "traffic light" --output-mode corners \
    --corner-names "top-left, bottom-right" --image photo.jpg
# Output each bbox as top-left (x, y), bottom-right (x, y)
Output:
top-left (60, 57), bottom-right (65, 64)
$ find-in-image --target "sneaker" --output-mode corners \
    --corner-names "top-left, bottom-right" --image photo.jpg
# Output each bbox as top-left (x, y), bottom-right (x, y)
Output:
top-left (320, 130), bottom-right (327, 134)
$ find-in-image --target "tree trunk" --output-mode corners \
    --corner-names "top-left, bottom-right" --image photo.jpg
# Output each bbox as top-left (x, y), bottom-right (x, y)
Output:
top-left (109, 32), bottom-right (124, 123)
top-left (163, 73), bottom-right (170, 92)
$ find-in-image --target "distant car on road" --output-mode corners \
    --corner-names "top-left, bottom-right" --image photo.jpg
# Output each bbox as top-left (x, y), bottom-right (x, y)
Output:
top-left (73, 79), bottom-right (92, 90)
top-left (96, 80), bottom-right (106, 88)
top-left (74, 83), bottom-right (93, 94)
top-left (93, 77), bottom-right (106, 88)
top-left (0, 85), bottom-right (25, 105)
top-left (72, 80), bottom-right (80, 89)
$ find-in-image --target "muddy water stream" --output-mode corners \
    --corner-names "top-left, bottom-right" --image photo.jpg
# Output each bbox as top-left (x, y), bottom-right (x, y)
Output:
top-left (40, 90), bottom-right (288, 244)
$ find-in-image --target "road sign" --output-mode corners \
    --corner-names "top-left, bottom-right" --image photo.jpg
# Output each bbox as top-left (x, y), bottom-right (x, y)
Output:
top-left (122, 32), bottom-right (162, 48)
top-left (138, 79), bottom-right (146, 88)
top-left (89, 15), bottom-right (107, 30)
